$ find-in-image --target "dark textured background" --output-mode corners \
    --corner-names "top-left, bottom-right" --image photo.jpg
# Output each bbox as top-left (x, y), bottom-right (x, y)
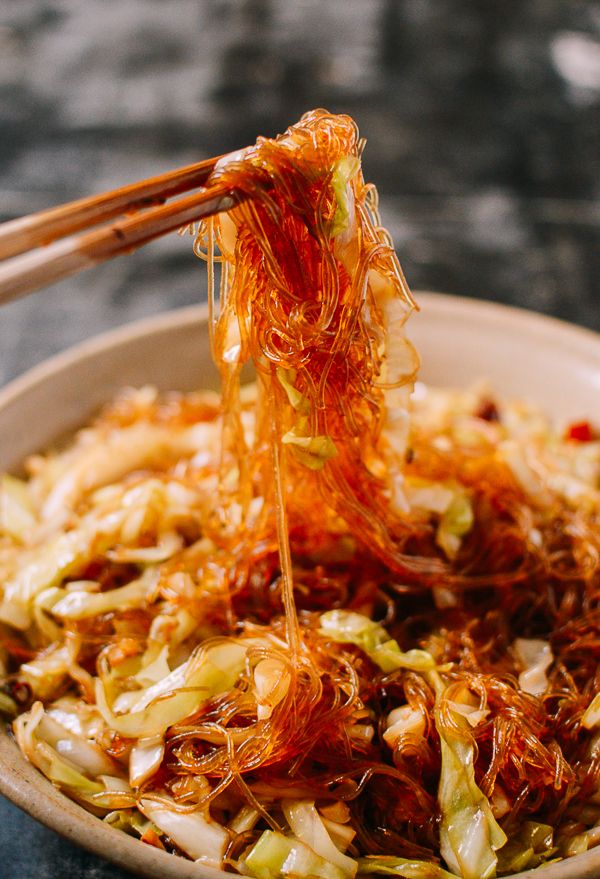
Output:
top-left (0, 1), bottom-right (599, 876)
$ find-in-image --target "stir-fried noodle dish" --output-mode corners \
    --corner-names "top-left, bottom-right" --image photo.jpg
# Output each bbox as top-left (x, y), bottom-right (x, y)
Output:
top-left (1, 111), bottom-right (600, 879)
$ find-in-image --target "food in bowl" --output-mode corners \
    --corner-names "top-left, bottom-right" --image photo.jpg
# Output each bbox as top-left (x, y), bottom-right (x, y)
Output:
top-left (1, 111), bottom-right (599, 879)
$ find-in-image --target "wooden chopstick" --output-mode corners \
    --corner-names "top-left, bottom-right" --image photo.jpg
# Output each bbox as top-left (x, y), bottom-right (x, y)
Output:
top-left (0, 155), bottom-right (223, 262)
top-left (0, 181), bottom-right (236, 306)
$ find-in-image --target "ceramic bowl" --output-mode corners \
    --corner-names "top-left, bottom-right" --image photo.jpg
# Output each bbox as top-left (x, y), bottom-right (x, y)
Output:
top-left (1, 293), bottom-right (599, 879)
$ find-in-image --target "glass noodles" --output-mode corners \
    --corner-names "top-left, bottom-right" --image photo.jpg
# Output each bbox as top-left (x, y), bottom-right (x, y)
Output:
top-left (1, 111), bottom-right (600, 879)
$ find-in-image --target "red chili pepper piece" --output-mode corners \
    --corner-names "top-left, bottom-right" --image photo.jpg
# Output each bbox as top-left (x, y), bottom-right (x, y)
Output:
top-left (565, 421), bottom-right (594, 442)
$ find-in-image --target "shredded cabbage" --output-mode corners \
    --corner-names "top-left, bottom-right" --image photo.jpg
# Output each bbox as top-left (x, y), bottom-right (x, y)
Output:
top-left (243, 830), bottom-right (348, 879)
top-left (496, 822), bottom-right (555, 873)
top-left (435, 491), bottom-right (473, 560)
top-left (49, 569), bottom-right (158, 620)
top-left (282, 800), bottom-right (357, 877)
top-left (357, 856), bottom-right (457, 879)
top-left (139, 797), bottom-right (229, 866)
top-left (96, 641), bottom-right (247, 738)
top-left (434, 695), bottom-right (506, 879)
top-left (331, 156), bottom-right (360, 236)
top-left (0, 475), bottom-right (36, 542)
top-left (320, 610), bottom-right (435, 673)
top-left (14, 703), bottom-right (133, 809)
top-left (583, 694), bottom-right (600, 730)
top-left (513, 639), bottom-right (553, 698)
top-left (282, 421), bottom-right (338, 471)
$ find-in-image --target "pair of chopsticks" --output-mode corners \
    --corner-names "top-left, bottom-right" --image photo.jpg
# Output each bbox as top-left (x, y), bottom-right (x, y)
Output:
top-left (0, 154), bottom-right (238, 306)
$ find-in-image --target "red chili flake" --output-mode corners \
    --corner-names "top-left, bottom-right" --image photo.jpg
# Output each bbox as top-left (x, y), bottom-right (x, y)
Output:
top-left (0, 638), bottom-right (35, 662)
top-left (565, 421), bottom-right (595, 443)
top-left (10, 680), bottom-right (32, 705)
top-left (141, 828), bottom-right (165, 850)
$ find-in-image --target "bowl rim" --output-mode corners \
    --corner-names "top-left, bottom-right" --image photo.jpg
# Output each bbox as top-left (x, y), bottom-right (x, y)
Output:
top-left (1, 293), bottom-right (599, 879)
top-left (1, 293), bottom-right (599, 415)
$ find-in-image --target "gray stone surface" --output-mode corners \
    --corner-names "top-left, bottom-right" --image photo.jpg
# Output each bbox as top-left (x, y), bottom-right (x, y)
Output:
top-left (0, 0), bottom-right (599, 876)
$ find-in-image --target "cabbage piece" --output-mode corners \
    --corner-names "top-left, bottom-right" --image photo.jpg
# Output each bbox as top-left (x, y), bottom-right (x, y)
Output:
top-left (496, 822), bottom-right (555, 874)
top-left (139, 797), bottom-right (229, 866)
top-left (0, 475), bottom-right (36, 542)
top-left (357, 855), bottom-right (457, 879)
top-left (446, 701), bottom-right (489, 728)
top-left (513, 639), bottom-right (553, 697)
top-left (276, 368), bottom-right (310, 414)
top-left (129, 736), bottom-right (164, 788)
top-left (405, 480), bottom-right (454, 515)
top-left (96, 641), bottom-right (247, 738)
top-left (372, 287), bottom-right (420, 514)
top-left (15, 706), bottom-right (132, 809)
top-left (582, 693), bottom-right (600, 730)
top-left (49, 569), bottom-right (158, 621)
top-left (0, 473), bottom-right (203, 630)
top-left (40, 421), bottom-right (217, 523)
top-left (37, 713), bottom-right (116, 777)
top-left (19, 645), bottom-right (72, 700)
top-left (282, 800), bottom-right (357, 876)
top-left (0, 528), bottom-right (98, 629)
top-left (33, 586), bottom-right (65, 642)
top-left (219, 302), bottom-right (243, 364)
top-left (40, 742), bottom-right (105, 796)
top-left (383, 705), bottom-right (426, 748)
top-left (321, 818), bottom-right (356, 852)
top-left (243, 830), bottom-right (298, 879)
top-left (134, 644), bottom-right (171, 687)
top-left (110, 655), bottom-right (188, 715)
top-left (228, 805), bottom-right (261, 834)
top-left (562, 825), bottom-right (600, 857)
top-left (47, 697), bottom-right (105, 739)
top-left (436, 704), bottom-right (506, 879)
top-left (498, 440), bottom-right (551, 506)
top-left (97, 774), bottom-right (134, 803)
top-left (148, 607), bottom-right (199, 658)
top-left (104, 808), bottom-right (152, 838)
top-left (243, 830), bottom-right (347, 879)
top-left (436, 492), bottom-right (473, 560)
top-left (331, 156), bottom-right (360, 237)
top-left (253, 657), bottom-right (291, 721)
top-left (106, 531), bottom-right (183, 564)
top-left (282, 419), bottom-right (337, 471)
top-left (319, 610), bottom-right (435, 673)
top-left (0, 691), bottom-right (17, 717)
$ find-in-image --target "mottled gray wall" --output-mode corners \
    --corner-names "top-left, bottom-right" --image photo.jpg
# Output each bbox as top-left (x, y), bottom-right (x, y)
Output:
top-left (1, 0), bottom-right (599, 391)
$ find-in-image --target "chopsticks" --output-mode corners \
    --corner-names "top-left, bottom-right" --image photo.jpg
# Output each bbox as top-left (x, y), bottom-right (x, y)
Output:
top-left (0, 154), bottom-right (238, 306)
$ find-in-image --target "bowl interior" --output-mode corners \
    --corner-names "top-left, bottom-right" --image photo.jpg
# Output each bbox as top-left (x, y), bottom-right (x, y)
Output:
top-left (1, 293), bottom-right (599, 879)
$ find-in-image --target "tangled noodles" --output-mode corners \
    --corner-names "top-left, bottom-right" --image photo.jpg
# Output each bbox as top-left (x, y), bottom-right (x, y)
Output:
top-left (1, 110), bottom-right (600, 879)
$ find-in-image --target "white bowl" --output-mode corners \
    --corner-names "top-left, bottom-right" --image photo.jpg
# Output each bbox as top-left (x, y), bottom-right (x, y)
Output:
top-left (0, 293), bottom-right (599, 879)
